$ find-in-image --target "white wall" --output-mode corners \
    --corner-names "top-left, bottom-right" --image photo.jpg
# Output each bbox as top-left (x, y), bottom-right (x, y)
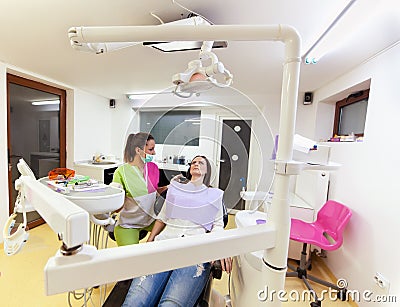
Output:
top-left (72, 89), bottom-right (112, 162)
top-left (110, 98), bottom-right (136, 161)
top-left (296, 44), bottom-right (400, 304)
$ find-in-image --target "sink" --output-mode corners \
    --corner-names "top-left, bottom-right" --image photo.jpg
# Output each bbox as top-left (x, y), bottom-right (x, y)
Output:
top-left (235, 210), bottom-right (268, 227)
top-left (240, 191), bottom-right (268, 201)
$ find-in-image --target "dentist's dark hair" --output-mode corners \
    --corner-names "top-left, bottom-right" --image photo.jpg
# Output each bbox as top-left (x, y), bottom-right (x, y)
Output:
top-left (124, 132), bottom-right (149, 163)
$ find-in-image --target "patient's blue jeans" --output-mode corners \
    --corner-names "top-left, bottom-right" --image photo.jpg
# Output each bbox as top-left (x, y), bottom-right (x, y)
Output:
top-left (122, 262), bottom-right (211, 307)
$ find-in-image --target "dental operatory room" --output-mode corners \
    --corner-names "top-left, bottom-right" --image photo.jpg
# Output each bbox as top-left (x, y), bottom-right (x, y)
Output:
top-left (0, 1), bottom-right (399, 306)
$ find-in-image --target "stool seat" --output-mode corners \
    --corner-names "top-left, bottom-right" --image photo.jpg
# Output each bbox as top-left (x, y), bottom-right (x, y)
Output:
top-left (286, 200), bottom-right (352, 306)
top-left (290, 219), bottom-right (340, 251)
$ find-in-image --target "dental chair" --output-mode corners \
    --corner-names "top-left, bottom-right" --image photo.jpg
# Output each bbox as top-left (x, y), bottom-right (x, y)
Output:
top-left (102, 260), bottom-right (224, 307)
top-left (103, 190), bottom-right (228, 307)
top-left (286, 200), bottom-right (352, 307)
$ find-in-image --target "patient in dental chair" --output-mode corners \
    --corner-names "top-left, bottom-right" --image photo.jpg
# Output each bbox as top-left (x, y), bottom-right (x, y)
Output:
top-left (121, 155), bottom-right (232, 307)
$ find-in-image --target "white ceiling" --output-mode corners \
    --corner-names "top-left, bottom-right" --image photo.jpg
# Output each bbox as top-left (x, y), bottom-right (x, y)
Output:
top-left (1, 0), bottom-right (398, 100)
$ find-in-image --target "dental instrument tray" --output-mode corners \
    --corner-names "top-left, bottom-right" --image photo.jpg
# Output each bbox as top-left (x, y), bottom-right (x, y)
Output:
top-left (39, 177), bottom-right (124, 215)
top-left (45, 175), bottom-right (105, 193)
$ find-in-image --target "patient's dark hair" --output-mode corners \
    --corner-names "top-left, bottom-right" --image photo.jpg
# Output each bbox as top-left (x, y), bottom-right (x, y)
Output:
top-left (186, 155), bottom-right (212, 187)
top-left (124, 132), bottom-right (149, 163)
top-left (147, 134), bottom-right (155, 142)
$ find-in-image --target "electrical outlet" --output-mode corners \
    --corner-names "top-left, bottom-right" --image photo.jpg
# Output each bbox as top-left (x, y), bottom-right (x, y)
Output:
top-left (374, 272), bottom-right (390, 290)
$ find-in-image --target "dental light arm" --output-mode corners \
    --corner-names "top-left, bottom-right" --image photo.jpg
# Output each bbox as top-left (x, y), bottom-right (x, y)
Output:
top-left (68, 16), bottom-right (217, 55)
top-left (72, 42), bottom-right (140, 54)
top-left (68, 27), bottom-right (139, 54)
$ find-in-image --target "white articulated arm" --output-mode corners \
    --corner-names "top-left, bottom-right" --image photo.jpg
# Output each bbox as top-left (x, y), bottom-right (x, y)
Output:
top-left (20, 176), bottom-right (90, 249)
top-left (45, 224), bottom-right (275, 295)
top-left (68, 27), bottom-right (139, 54)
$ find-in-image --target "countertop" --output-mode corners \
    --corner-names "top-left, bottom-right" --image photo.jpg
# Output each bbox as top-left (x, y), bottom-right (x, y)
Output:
top-left (154, 162), bottom-right (188, 172)
top-left (74, 160), bottom-right (123, 169)
top-left (74, 161), bottom-right (188, 171)
top-left (31, 152), bottom-right (60, 157)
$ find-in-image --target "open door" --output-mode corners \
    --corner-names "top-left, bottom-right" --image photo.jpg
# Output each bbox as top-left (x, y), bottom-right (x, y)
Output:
top-left (7, 74), bottom-right (66, 229)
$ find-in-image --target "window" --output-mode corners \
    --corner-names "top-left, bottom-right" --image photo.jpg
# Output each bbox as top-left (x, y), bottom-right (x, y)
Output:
top-left (333, 89), bottom-right (369, 137)
top-left (140, 110), bottom-right (201, 146)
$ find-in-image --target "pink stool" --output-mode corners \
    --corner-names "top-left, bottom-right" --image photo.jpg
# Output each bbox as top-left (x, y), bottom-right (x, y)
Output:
top-left (286, 200), bottom-right (352, 307)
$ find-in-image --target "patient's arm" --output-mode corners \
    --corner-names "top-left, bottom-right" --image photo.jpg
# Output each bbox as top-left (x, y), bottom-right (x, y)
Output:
top-left (219, 257), bottom-right (232, 274)
top-left (147, 220), bottom-right (166, 242)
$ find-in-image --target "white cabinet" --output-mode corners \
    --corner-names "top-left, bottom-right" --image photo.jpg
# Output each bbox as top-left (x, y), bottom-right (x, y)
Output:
top-left (239, 169), bottom-right (329, 261)
top-left (287, 170), bottom-right (330, 260)
top-left (261, 192), bottom-right (315, 260)
top-left (237, 192), bottom-right (314, 261)
top-left (294, 170), bottom-right (330, 213)
top-left (73, 161), bottom-right (122, 184)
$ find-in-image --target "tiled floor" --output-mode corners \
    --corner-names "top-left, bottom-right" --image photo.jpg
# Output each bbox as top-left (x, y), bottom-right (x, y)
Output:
top-left (0, 216), bottom-right (356, 306)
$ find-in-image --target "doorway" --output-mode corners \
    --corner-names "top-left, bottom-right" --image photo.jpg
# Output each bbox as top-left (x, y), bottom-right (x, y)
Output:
top-left (7, 74), bottom-right (66, 229)
top-left (218, 119), bottom-right (252, 211)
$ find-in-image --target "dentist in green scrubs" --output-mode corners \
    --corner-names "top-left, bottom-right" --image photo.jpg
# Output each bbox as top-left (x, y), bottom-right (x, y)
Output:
top-left (112, 132), bottom-right (159, 246)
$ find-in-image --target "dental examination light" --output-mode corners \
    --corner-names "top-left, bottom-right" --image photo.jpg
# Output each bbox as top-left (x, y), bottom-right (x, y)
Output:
top-left (172, 40), bottom-right (233, 97)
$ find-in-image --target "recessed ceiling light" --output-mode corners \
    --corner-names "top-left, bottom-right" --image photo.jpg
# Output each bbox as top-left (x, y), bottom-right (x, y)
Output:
top-left (31, 100), bottom-right (60, 106)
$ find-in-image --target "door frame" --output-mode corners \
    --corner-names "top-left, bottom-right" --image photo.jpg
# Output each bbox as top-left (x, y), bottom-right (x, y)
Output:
top-left (7, 74), bottom-right (67, 228)
top-left (214, 115), bottom-right (255, 198)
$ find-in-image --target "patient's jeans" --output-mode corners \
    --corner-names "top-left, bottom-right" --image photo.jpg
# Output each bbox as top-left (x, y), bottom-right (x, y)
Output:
top-left (122, 262), bottom-right (211, 307)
